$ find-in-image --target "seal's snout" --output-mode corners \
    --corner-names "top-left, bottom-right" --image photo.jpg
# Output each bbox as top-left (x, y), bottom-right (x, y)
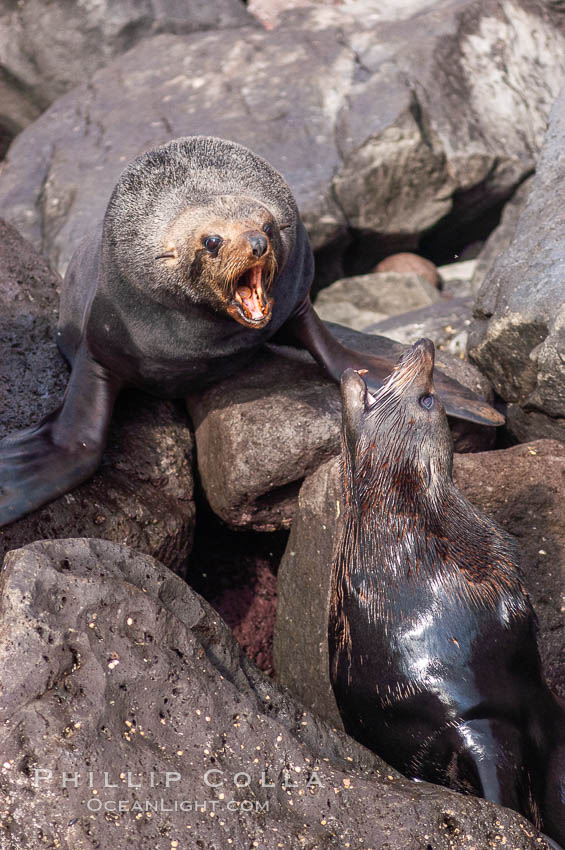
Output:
top-left (245, 231), bottom-right (269, 258)
top-left (391, 337), bottom-right (436, 393)
top-left (413, 337), bottom-right (435, 364)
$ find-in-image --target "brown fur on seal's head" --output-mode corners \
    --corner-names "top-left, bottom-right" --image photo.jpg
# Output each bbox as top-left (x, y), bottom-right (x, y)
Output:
top-left (157, 196), bottom-right (279, 328)
top-left (102, 137), bottom-right (296, 327)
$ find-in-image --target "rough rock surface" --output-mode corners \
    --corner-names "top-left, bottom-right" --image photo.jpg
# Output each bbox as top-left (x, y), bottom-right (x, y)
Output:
top-left (273, 440), bottom-right (565, 724)
top-left (1, 0), bottom-right (565, 275)
top-left (248, 0), bottom-right (345, 29)
top-left (470, 177), bottom-right (533, 293)
top-left (313, 270), bottom-right (440, 330)
top-left (0, 218), bottom-right (195, 572)
top-left (366, 296), bottom-right (474, 356)
top-left (0, 0), bottom-right (252, 132)
top-left (439, 259), bottom-right (478, 297)
top-left (0, 537), bottom-right (552, 849)
top-left (469, 87), bottom-right (565, 442)
top-left (187, 322), bottom-right (495, 531)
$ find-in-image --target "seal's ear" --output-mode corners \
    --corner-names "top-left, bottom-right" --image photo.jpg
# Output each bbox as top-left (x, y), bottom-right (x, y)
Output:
top-left (340, 369), bottom-right (368, 437)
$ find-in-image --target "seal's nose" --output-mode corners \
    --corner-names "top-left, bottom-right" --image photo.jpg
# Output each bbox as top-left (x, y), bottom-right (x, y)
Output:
top-left (409, 338), bottom-right (435, 372)
top-left (246, 231), bottom-right (268, 258)
top-left (413, 338), bottom-right (435, 360)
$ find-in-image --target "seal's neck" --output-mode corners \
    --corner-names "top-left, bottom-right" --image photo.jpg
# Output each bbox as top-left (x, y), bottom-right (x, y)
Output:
top-left (340, 451), bottom-right (529, 616)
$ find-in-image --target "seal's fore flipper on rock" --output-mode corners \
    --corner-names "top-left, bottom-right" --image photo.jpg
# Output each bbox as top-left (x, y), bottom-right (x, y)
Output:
top-left (0, 346), bottom-right (121, 527)
top-left (279, 297), bottom-right (504, 427)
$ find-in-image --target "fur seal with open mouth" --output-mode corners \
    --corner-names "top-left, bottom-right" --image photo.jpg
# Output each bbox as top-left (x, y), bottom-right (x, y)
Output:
top-left (329, 338), bottom-right (565, 846)
top-left (0, 137), bottom-right (503, 526)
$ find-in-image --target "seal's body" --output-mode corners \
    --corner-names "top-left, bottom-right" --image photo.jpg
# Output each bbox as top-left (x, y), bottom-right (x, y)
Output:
top-left (0, 138), bottom-right (502, 526)
top-left (329, 339), bottom-right (565, 846)
top-left (58, 139), bottom-right (314, 396)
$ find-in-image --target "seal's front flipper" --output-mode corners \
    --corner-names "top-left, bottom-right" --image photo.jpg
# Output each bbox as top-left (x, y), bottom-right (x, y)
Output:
top-left (430, 364), bottom-right (505, 427)
top-left (0, 346), bottom-right (120, 527)
top-left (278, 298), bottom-right (504, 427)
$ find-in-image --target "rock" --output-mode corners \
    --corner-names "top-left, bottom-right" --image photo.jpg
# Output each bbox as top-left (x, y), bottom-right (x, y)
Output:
top-left (314, 271), bottom-right (440, 330)
top-left (273, 440), bottom-right (565, 724)
top-left (0, 536), bottom-right (551, 849)
top-left (275, 457), bottom-right (343, 725)
top-left (0, 218), bottom-right (195, 572)
top-left (312, 297), bottom-right (388, 330)
top-left (187, 322), bottom-right (496, 531)
top-left (248, 0), bottom-right (344, 29)
top-left (1, 1), bottom-right (565, 276)
top-left (470, 177), bottom-right (533, 293)
top-left (0, 0), bottom-right (252, 133)
top-left (468, 87), bottom-right (565, 442)
top-left (438, 259), bottom-right (478, 297)
top-left (374, 253), bottom-right (439, 288)
top-left (366, 296), bottom-right (474, 357)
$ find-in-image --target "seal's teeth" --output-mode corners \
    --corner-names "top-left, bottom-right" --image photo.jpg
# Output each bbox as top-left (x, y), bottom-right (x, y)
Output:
top-left (235, 272), bottom-right (267, 320)
top-left (366, 391), bottom-right (377, 406)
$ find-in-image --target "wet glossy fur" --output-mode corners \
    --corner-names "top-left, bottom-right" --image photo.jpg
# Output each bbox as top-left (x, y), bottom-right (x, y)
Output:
top-left (329, 340), bottom-right (565, 844)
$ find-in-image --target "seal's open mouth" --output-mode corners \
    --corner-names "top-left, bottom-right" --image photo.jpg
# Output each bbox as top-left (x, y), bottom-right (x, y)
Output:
top-left (227, 265), bottom-right (274, 329)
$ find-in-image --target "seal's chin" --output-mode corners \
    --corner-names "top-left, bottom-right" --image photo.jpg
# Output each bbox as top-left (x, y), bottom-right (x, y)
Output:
top-left (227, 265), bottom-right (274, 329)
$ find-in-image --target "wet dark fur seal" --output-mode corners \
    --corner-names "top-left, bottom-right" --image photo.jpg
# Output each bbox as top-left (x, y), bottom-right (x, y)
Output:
top-left (0, 137), bottom-right (502, 526)
top-left (329, 339), bottom-right (565, 846)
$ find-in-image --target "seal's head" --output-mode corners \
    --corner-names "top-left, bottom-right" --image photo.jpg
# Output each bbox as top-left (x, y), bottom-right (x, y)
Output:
top-left (340, 338), bottom-right (453, 509)
top-left (156, 194), bottom-right (280, 328)
top-left (103, 136), bottom-right (298, 328)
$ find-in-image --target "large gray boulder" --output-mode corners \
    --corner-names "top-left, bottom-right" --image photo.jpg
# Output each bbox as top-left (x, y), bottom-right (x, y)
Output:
top-left (274, 440), bottom-right (565, 723)
top-left (0, 537), bottom-right (552, 849)
top-left (1, 0), bottom-right (565, 276)
top-left (0, 0), bottom-right (252, 133)
top-left (187, 324), bottom-right (495, 531)
top-left (0, 218), bottom-right (195, 572)
top-left (468, 85), bottom-right (565, 443)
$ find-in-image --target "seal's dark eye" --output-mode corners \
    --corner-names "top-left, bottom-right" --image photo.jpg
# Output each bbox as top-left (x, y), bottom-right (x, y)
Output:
top-left (263, 223), bottom-right (274, 239)
top-left (203, 235), bottom-right (222, 254)
top-left (419, 394), bottom-right (435, 410)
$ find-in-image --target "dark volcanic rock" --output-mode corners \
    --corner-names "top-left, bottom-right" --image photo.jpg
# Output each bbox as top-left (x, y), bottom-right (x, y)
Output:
top-left (0, 537), bottom-right (551, 849)
top-left (0, 219), bottom-right (195, 572)
top-left (0, 0), bottom-right (252, 132)
top-left (274, 457), bottom-right (342, 725)
top-left (187, 323), bottom-right (495, 531)
top-left (1, 1), bottom-right (565, 275)
top-left (469, 86), bottom-right (565, 442)
top-left (273, 440), bottom-right (565, 723)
